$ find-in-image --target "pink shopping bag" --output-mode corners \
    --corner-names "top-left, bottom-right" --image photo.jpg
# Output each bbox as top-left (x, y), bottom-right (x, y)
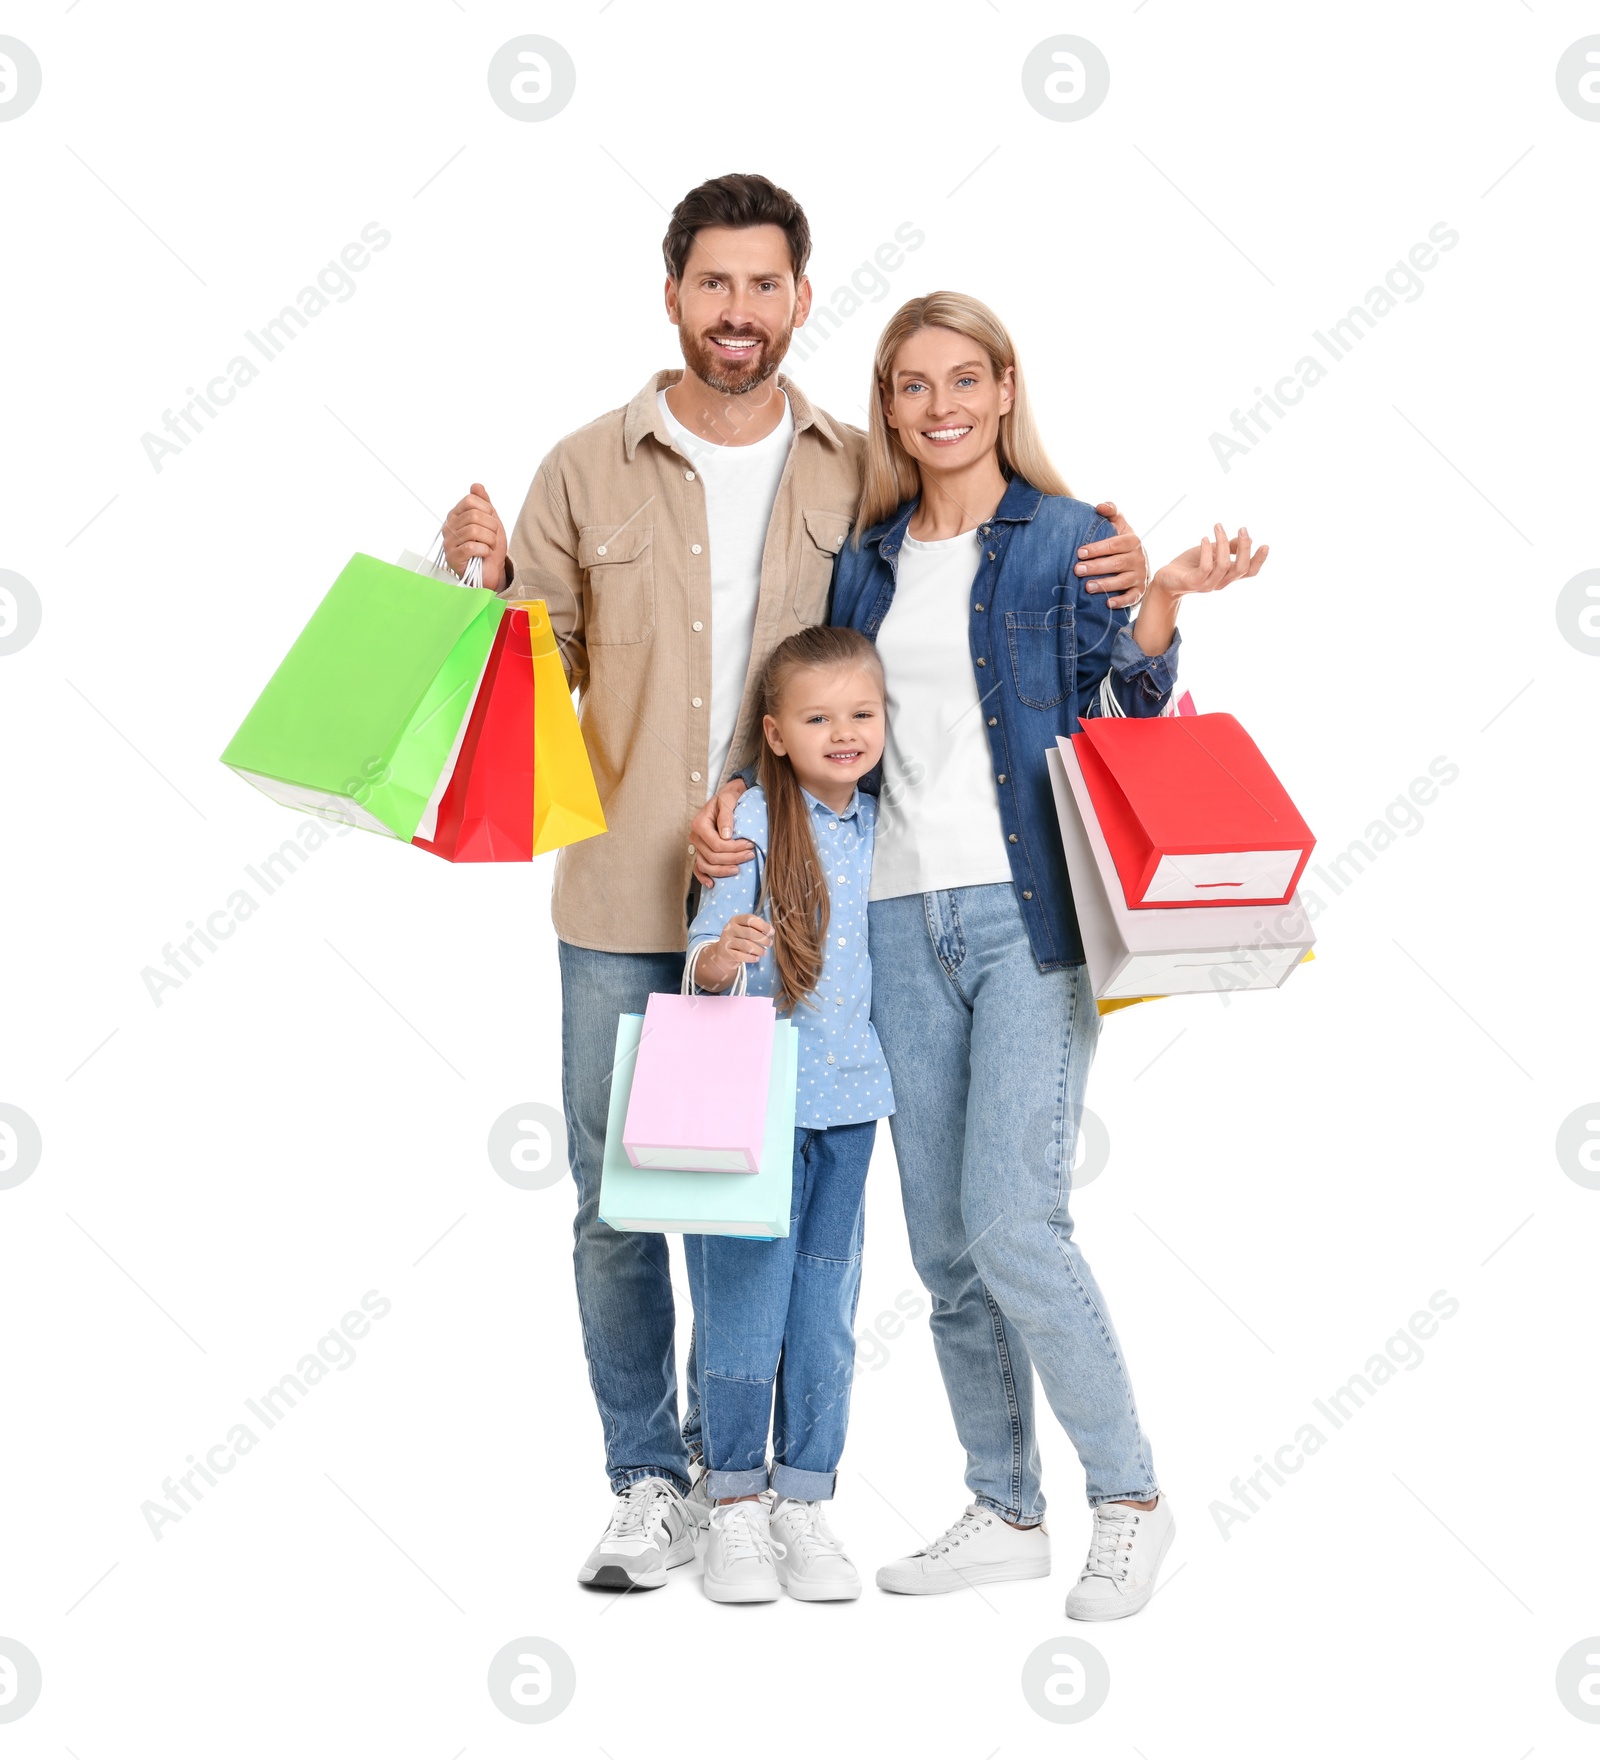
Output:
top-left (622, 960), bottom-right (776, 1173)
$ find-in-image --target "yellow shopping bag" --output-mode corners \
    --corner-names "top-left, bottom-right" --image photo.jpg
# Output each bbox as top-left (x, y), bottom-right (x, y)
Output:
top-left (518, 600), bottom-right (608, 856)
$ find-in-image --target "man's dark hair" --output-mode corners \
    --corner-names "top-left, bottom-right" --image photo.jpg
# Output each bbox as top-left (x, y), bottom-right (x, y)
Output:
top-left (662, 173), bottom-right (811, 283)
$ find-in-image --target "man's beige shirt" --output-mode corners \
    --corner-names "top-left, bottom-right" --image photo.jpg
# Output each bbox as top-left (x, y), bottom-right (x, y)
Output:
top-left (503, 369), bottom-right (865, 953)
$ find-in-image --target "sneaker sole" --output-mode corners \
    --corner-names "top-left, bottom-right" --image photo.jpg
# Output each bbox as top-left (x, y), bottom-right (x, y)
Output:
top-left (578, 1533), bottom-right (697, 1591)
top-left (1064, 1525), bottom-right (1175, 1622)
top-left (702, 1575), bottom-right (783, 1604)
top-left (779, 1574), bottom-right (862, 1602)
top-left (876, 1555), bottom-right (1052, 1596)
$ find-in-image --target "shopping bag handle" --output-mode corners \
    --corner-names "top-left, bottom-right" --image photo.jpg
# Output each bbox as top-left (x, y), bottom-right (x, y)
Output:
top-left (427, 529), bottom-right (484, 591)
top-left (682, 942), bottom-right (749, 997)
top-left (682, 838), bottom-right (774, 998)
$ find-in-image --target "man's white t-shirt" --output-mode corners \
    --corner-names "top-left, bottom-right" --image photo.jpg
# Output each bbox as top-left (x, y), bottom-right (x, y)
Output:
top-left (868, 528), bottom-right (1015, 900)
top-left (657, 388), bottom-right (794, 794)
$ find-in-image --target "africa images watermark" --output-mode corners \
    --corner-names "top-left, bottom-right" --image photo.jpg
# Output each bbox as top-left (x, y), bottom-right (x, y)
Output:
top-left (142, 763), bottom-right (388, 1006)
top-left (140, 223), bottom-right (391, 473)
top-left (1209, 222), bottom-right (1460, 472)
top-left (1209, 1289), bottom-right (1459, 1538)
top-left (1209, 754), bottom-right (1460, 1003)
top-left (141, 1290), bottom-right (392, 1540)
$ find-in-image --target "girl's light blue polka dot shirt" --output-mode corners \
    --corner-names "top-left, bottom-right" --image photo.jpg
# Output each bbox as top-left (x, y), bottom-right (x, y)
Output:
top-left (686, 784), bottom-right (895, 1131)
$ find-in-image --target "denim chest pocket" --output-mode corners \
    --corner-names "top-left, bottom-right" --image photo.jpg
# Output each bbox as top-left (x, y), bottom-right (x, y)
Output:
top-left (1005, 608), bottom-right (1073, 709)
top-left (579, 524), bottom-right (655, 646)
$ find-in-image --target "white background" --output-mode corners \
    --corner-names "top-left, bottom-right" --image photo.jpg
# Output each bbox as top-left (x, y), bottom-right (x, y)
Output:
top-left (3, 0), bottom-right (1598, 1752)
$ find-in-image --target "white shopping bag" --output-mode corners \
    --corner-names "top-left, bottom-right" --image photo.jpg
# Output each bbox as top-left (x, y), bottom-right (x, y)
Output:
top-left (1049, 738), bottom-right (1315, 1001)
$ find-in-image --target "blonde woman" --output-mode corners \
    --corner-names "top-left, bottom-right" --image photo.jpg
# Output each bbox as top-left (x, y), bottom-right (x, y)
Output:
top-left (698, 292), bottom-right (1266, 1619)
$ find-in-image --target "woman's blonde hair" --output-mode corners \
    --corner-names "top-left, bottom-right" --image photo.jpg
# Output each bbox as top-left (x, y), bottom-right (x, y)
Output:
top-left (855, 291), bottom-right (1071, 537)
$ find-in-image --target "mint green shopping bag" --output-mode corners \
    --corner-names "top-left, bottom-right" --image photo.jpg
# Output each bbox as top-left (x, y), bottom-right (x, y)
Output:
top-left (599, 1012), bottom-right (798, 1238)
top-left (222, 553), bottom-right (504, 840)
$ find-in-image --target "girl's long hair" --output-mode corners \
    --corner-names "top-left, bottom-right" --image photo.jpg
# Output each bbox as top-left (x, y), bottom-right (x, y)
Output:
top-left (855, 290), bottom-right (1072, 538)
top-left (755, 625), bottom-right (884, 1012)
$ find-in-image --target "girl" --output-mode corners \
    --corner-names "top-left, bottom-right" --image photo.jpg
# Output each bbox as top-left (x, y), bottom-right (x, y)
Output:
top-left (682, 623), bottom-right (894, 1603)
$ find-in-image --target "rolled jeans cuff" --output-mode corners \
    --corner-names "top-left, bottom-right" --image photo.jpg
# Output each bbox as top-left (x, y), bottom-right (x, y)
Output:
top-left (706, 1465), bottom-right (769, 1500)
top-left (770, 1464), bottom-right (836, 1502)
top-left (613, 1466), bottom-right (690, 1497)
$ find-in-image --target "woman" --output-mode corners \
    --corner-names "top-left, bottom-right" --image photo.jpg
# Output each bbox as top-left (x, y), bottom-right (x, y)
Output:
top-left (693, 291), bottom-right (1266, 1620)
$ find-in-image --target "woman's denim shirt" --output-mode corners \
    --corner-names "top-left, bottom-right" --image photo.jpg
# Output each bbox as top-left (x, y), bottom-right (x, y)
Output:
top-left (830, 477), bottom-right (1180, 970)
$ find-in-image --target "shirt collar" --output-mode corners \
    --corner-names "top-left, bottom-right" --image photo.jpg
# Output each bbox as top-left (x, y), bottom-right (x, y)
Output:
top-left (802, 785), bottom-right (862, 824)
top-left (869, 473), bottom-right (1046, 558)
top-left (623, 368), bottom-right (843, 461)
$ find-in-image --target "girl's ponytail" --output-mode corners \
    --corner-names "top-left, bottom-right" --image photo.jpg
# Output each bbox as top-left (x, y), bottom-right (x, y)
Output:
top-left (754, 625), bottom-right (882, 1013)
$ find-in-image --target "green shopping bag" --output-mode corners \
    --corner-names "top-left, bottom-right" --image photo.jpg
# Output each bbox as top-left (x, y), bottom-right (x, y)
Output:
top-left (599, 1012), bottom-right (798, 1238)
top-left (222, 553), bottom-right (504, 840)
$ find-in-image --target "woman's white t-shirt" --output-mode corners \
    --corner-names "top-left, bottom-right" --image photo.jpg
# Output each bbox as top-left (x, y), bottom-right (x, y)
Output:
top-left (868, 528), bottom-right (1015, 901)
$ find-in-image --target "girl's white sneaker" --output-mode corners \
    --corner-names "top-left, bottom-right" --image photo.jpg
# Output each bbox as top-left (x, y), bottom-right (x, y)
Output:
top-left (1063, 1497), bottom-right (1175, 1621)
top-left (702, 1501), bottom-right (786, 1603)
top-left (875, 1504), bottom-right (1051, 1595)
top-left (770, 1499), bottom-right (862, 1601)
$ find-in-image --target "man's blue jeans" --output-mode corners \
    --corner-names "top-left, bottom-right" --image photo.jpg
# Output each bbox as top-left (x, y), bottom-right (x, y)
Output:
top-left (868, 883), bottom-right (1159, 1520)
top-left (683, 1121), bottom-right (876, 1501)
top-left (558, 939), bottom-right (693, 1494)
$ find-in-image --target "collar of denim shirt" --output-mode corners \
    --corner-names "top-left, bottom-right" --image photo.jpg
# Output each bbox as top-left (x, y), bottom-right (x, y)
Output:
top-left (861, 472), bottom-right (1047, 560)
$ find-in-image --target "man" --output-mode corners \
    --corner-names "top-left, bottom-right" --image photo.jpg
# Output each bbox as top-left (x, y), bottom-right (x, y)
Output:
top-left (442, 172), bottom-right (1148, 1591)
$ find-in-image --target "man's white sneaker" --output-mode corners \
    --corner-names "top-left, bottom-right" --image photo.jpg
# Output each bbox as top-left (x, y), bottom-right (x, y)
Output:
top-left (702, 1500), bottom-right (787, 1603)
top-left (770, 1499), bottom-right (861, 1602)
top-left (1063, 1497), bottom-right (1175, 1621)
top-left (876, 1504), bottom-right (1051, 1596)
top-left (684, 1460), bottom-right (715, 1531)
top-left (577, 1478), bottom-right (697, 1591)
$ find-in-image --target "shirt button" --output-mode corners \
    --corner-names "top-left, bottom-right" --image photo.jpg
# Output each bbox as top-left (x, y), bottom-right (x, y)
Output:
top-left (685, 470), bottom-right (695, 481)
top-left (987, 550), bottom-right (996, 561)
top-left (691, 543), bottom-right (703, 555)
top-left (837, 873), bottom-right (847, 883)
top-left (829, 821), bottom-right (837, 829)
top-left (836, 936), bottom-right (846, 947)
top-left (998, 773), bottom-right (1007, 784)
top-left (1008, 833), bottom-right (1018, 843)
top-left (692, 696), bottom-right (703, 707)
top-left (976, 657), bottom-right (987, 667)
top-left (691, 771), bottom-right (702, 782)
top-left (692, 620), bottom-right (704, 631)
top-left (596, 545), bottom-right (607, 556)
top-left (987, 717), bottom-right (998, 726)
top-left (826, 1053), bottom-right (835, 1065)
top-left (835, 996), bottom-right (844, 1005)
top-left (1022, 889), bottom-right (1033, 900)
top-left (974, 602), bottom-right (984, 611)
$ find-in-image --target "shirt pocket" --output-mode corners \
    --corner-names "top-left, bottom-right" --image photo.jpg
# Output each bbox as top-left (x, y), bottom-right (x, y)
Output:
top-left (578, 523), bottom-right (655, 646)
top-left (793, 507), bottom-right (852, 623)
top-left (1005, 607), bottom-right (1073, 710)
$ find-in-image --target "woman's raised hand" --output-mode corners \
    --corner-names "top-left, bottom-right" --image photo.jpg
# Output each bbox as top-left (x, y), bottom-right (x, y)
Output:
top-left (1150, 525), bottom-right (1269, 600)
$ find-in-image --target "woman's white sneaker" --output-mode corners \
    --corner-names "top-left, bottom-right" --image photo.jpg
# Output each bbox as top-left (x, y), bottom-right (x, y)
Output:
top-left (577, 1478), bottom-right (697, 1590)
top-left (1063, 1497), bottom-right (1175, 1621)
top-left (770, 1499), bottom-right (861, 1601)
top-left (876, 1504), bottom-right (1051, 1595)
top-left (702, 1501), bottom-right (786, 1603)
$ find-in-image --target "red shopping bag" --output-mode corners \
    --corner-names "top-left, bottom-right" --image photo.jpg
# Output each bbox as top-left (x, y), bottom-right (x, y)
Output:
top-left (413, 605), bottom-right (535, 861)
top-left (1073, 712), bottom-right (1315, 910)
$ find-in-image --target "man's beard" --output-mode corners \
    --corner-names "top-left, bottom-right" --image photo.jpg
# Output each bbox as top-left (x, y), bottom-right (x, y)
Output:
top-left (679, 319), bottom-right (794, 395)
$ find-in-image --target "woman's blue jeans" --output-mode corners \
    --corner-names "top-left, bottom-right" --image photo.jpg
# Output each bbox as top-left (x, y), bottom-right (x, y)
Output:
top-left (868, 882), bottom-right (1158, 1520)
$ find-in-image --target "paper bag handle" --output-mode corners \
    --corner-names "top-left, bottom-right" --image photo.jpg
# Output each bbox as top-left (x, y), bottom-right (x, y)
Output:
top-left (683, 942), bottom-right (749, 997)
top-left (427, 530), bottom-right (484, 591)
